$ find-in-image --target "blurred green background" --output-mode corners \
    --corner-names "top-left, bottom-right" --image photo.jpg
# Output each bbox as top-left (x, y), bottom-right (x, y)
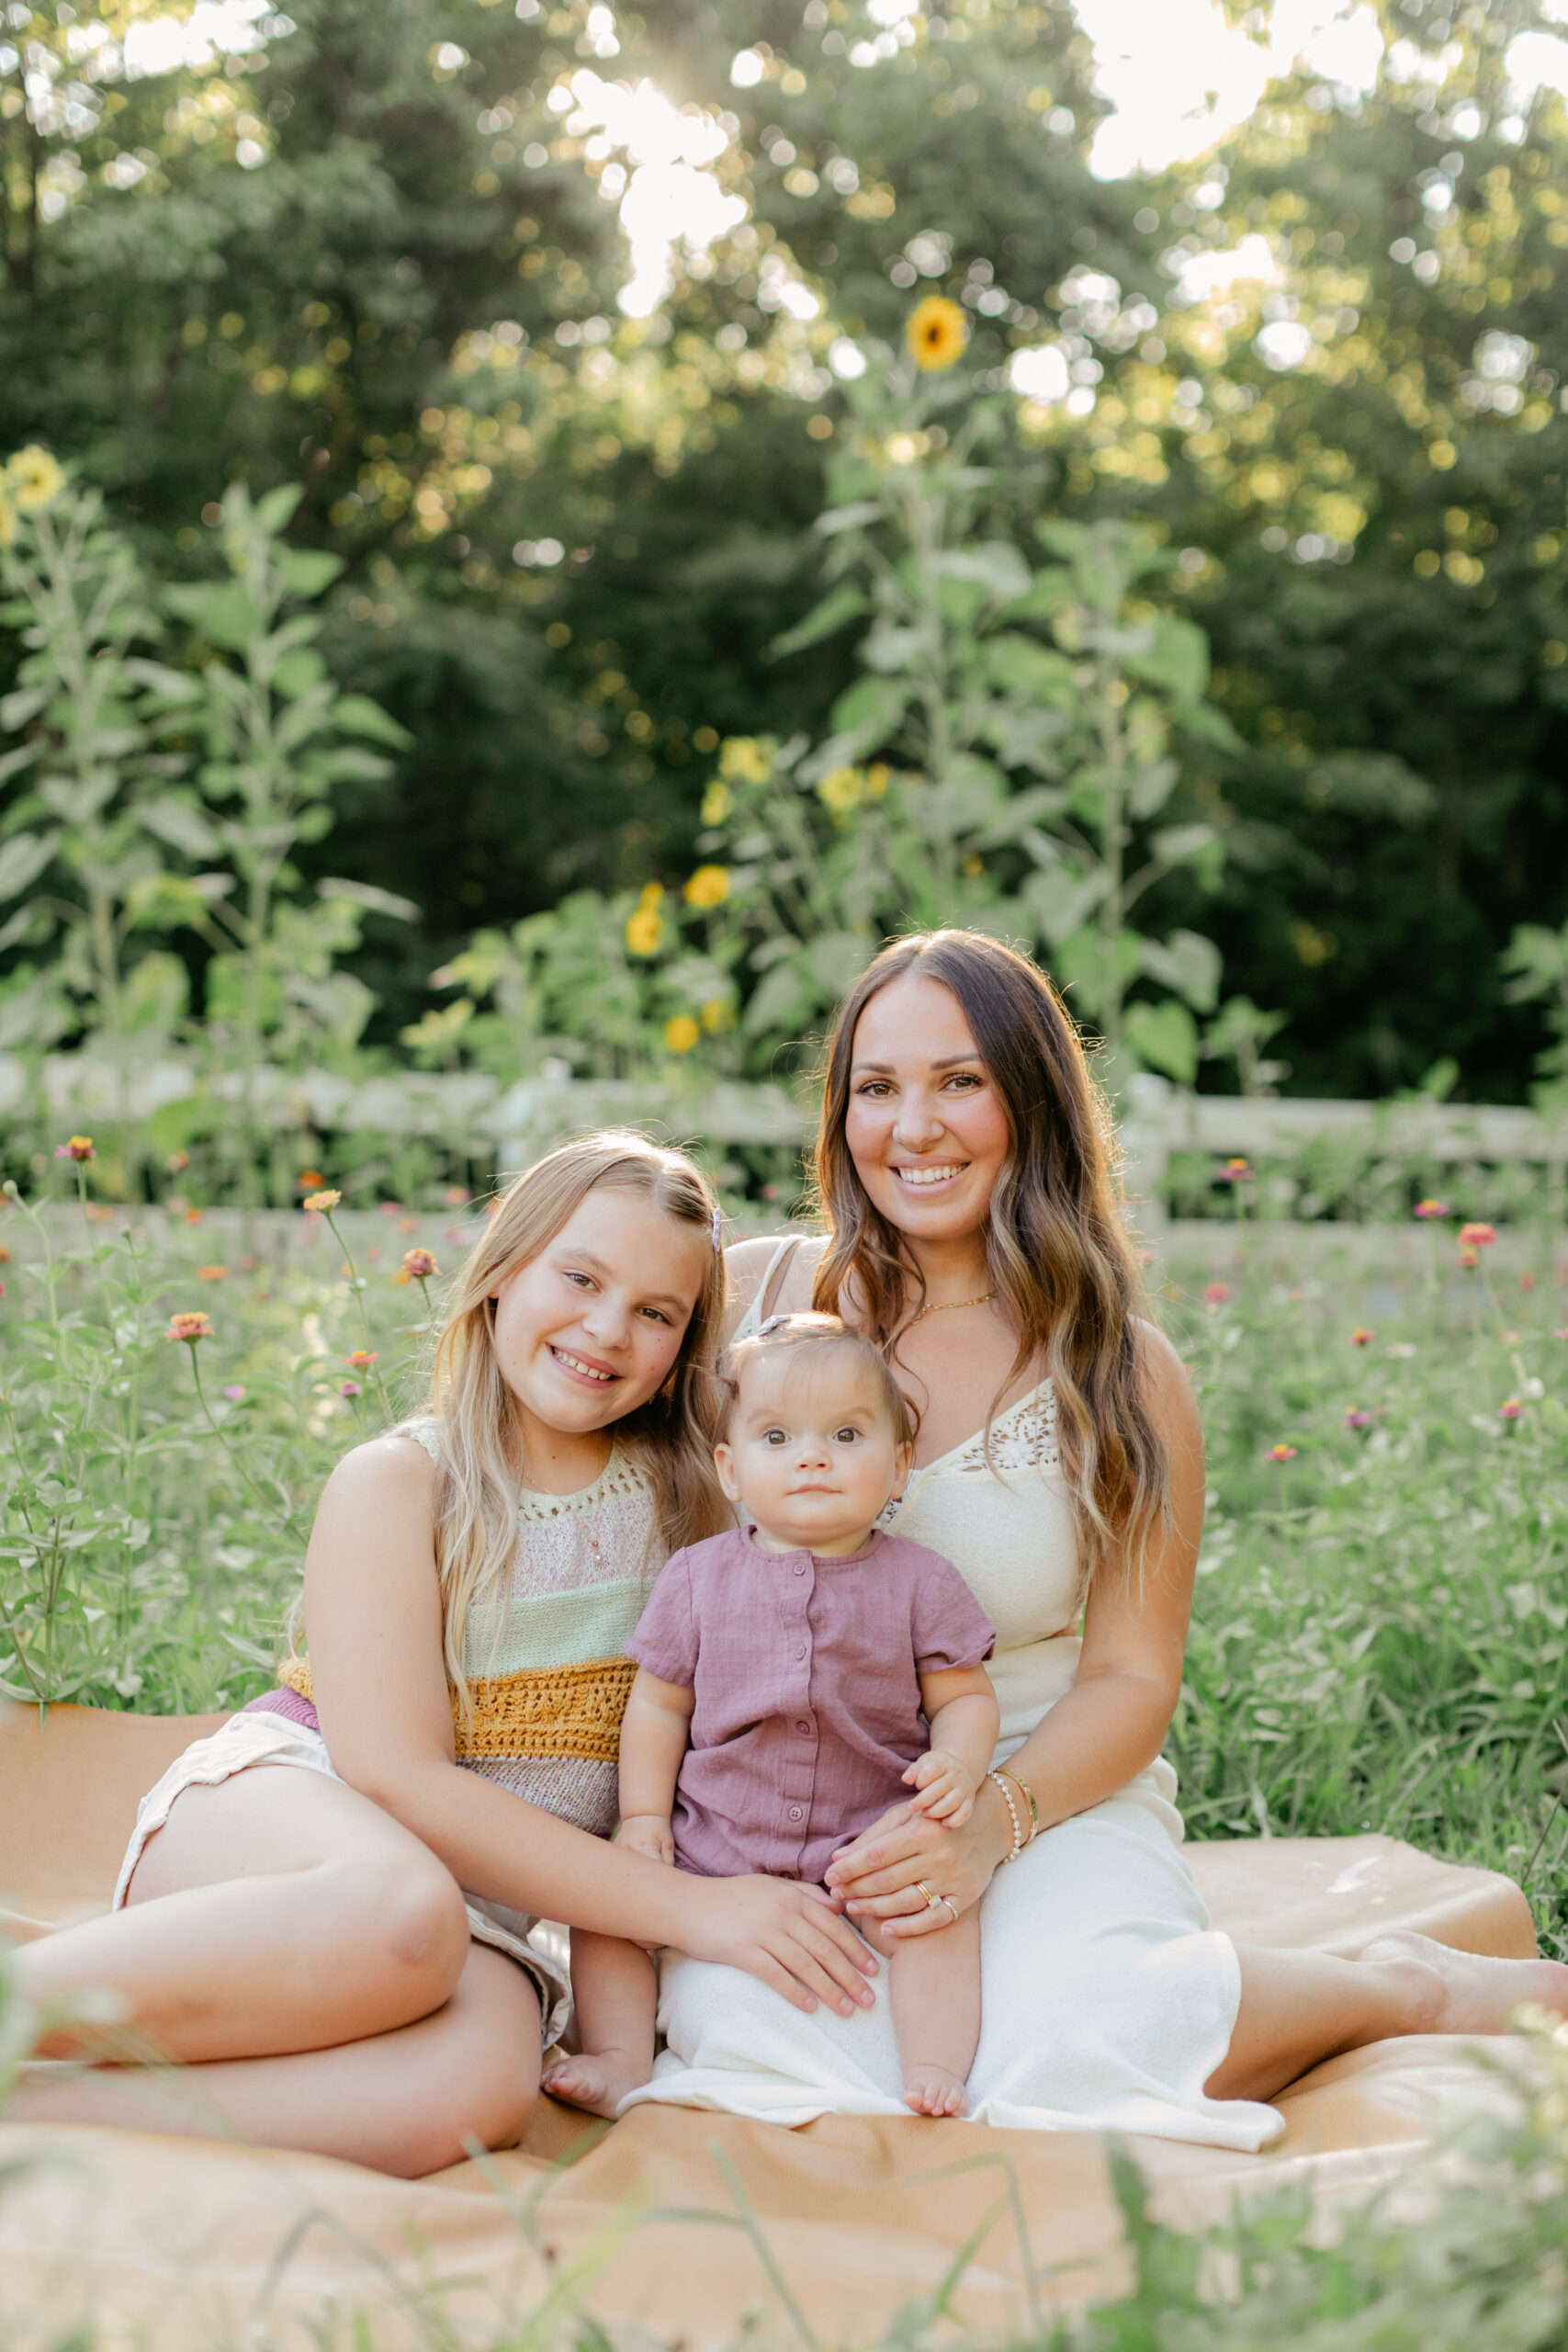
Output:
top-left (4, 0), bottom-right (1568, 1141)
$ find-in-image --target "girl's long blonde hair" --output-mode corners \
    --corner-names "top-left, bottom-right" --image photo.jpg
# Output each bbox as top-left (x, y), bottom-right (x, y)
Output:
top-left (809, 931), bottom-right (1169, 1594)
top-left (424, 1131), bottom-right (730, 1699)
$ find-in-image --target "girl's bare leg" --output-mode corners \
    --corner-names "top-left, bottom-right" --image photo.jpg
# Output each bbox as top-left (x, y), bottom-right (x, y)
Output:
top-left (542, 1929), bottom-right (656, 2119)
top-left (1205, 1937), bottom-right (1568, 2106)
top-left (15, 1764), bottom-right (470, 2063)
top-left (8, 1945), bottom-right (541, 2177)
top-left (865, 1910), bottom-right (981, 2117)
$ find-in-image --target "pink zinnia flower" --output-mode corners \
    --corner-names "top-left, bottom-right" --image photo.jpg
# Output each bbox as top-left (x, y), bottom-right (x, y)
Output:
top-left (1351, 1327), bottom-right (1374, 1347)
top-left (164, 1311), bottom-right (213, 1344)
top-left (1344, 1408), bottom-right (1371, 1430)
top-left (55, 1135), bottom-right (95, 1162)
top-left (1498, 1397), bottom-right (1523, 1421)
top-left (1413, 1199), bottom-right (1448, 1221)
top-left (1266, 1442), bottom-right (1298, 1464)
top-left (1203, 1282), bottom-right (1230, 1306)
top-left (1459, 1222), bottom-right (1497, 1248)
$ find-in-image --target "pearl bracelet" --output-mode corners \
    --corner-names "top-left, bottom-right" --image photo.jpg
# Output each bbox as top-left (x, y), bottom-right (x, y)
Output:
top-left (987, 1768), bottom-right (1025, 1863)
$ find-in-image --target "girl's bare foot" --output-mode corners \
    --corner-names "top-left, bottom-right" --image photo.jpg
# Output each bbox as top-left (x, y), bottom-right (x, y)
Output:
top-left (540, 2048), bottom-right (650, 2119)
top-left (1358, 1931), bottom-right (1568, 2036)
top-left (903, 2063), bottom-right (968, 2117)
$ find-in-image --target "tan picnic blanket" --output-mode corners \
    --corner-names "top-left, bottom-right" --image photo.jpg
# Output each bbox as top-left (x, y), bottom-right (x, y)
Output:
top-left (0, 1704), bottom-right (1544, 2348)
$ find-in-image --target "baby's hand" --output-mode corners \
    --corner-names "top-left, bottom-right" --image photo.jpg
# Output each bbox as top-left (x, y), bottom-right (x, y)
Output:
top-left (902, 1748), bottom-right (978, 1826)
top-left (616, 1815), bottom-right (676, 1864)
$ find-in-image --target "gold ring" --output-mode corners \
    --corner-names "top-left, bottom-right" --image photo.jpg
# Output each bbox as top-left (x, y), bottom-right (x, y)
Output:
top-left (915, 1881), bottom-right (943, 1910)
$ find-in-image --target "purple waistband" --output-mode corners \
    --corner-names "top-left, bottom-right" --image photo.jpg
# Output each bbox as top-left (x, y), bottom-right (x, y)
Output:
top-left (242, 1685), bottom-right (321, 1734)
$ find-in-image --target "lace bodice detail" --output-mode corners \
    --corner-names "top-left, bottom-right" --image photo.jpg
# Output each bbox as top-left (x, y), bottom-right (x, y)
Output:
top-left (935, 1382), bottom-right (1061, 1477)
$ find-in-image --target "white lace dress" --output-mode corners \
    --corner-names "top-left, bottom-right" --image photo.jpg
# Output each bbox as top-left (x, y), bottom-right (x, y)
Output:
top-left (624, 1240), bottom-right (1283, 2149)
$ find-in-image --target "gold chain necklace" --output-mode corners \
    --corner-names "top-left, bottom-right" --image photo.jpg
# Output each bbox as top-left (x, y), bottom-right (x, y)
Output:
top-left (909, 1289), bottom-right (995, 1327)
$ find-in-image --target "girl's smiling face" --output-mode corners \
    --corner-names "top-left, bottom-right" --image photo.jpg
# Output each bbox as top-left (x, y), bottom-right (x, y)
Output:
top-left (490, 1185), bottom-right (711, 1447)
top-left (843, 975), bottom-right (1011, 1242)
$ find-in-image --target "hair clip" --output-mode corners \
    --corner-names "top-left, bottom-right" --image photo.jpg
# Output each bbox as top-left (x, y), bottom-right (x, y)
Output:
top-left (756, 1313), bottom-right (788, 1338)
top-left (711, 1204), bottom-right (724, 1255)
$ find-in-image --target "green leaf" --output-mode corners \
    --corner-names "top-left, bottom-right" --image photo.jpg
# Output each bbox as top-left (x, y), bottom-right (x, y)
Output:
top-left (164, 580), bottom-right (266, 654)
top-left (140, 797), bottom-right (221, 859)
top-left (0, 741), bottom-right (45, 787)
top-left (0, 685), bottom-right (50, 731)
top-left (769, 582), bottom-right (869, 661)
top-left (0, 830), bottom-right (60, 904)
top-left (938, 541), bottom-right (1033, 603)
top-left (1150, 821), bottom-right (1219, 870)
top-left (1127, 615), bottom-right (1211, 704)
top-left (1035, 518), bottom-right (1089, 560)
top-left (333, 694), bottom-right (414, 750)
top-left (1177, 702), bottom-right (1245, 752)
top-left (318, 877), bottom-right (421, 922)
top-left (272, 648), bottom-right (329, 699)
top-left (814, 501), bottom-right (882, 537)
top-left (276, 548), bottom-right (344, 600)
top-left (1128, 758), bottom-right (1179, 820)
top-left (254, 483), bottom-right (306, 537)
top-left (1140, 927), bottom-right (1222, 1012)
top-left (997, 566), bottom-right (1077, 619)
top-left (1124, 997), bottom-right (1200, 1082)
top-left (825, 673), bottom-right (909, 748)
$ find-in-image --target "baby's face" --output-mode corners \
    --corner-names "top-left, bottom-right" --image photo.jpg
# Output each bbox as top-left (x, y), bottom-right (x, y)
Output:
top-left (716, 1354), bottom-right (909, 1557)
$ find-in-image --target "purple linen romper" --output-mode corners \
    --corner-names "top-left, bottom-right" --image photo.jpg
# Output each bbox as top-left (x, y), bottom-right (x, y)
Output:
top-left (626, 1525), bottom-right (996, 1884)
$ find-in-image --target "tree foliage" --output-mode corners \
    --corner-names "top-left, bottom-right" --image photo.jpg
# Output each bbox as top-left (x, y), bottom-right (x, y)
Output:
top-left (3, 0), bottom-right (1567, 1099)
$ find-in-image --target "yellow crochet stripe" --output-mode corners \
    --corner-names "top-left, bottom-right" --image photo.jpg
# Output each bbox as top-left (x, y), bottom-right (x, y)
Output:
top-left (276, 1653), bottom-right (637, 1763)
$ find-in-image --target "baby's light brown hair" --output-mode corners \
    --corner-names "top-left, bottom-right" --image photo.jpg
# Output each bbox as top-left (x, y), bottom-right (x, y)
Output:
top-left (718, 1311), bottom-right (917, 1449)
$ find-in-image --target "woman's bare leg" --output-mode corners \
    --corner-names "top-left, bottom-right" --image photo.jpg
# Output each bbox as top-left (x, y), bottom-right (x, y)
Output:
top-left (1206, 1938), bottom-right (1568, 2106)
top-left (16, 1765), bottom-right (469, 2063)
top-left (8, 1945), bottom-right (541, 2177)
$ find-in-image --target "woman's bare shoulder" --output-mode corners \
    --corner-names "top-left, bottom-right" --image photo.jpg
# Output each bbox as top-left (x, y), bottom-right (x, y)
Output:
top-left (1130, 1317), bottom-right (1201, 1433)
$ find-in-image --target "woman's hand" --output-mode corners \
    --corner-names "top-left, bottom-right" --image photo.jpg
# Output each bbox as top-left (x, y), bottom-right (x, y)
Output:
top-left (824, 1776), bottom-right (1014, 1938)
top-left (677, 1874), bottom-right (881, 2016)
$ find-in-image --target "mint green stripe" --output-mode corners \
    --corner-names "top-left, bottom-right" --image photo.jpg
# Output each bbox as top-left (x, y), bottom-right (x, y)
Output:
top-left (461, 1579), bottom-right (652, 1676)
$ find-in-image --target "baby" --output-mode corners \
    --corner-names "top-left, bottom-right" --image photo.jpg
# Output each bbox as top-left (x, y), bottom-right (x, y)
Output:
top-left (544, 1312), bottom-right (998, 2121)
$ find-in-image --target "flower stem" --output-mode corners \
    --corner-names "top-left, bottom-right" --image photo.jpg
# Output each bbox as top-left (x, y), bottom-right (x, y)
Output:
top-left (186, 1343), bottom-right (307, 1545)
top-left (321, 1208), bottom-right (395, 1423)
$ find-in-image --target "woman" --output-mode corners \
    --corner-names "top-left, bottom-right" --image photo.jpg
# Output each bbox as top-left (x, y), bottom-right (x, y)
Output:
top-left (628, 930), bottom-right (1568, 2143)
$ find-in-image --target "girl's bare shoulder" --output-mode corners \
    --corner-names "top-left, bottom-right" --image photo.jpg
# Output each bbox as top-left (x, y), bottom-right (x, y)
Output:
top-left (320, 1428), bottom-right (439, 1511)
top-left (723, 1230), bottom-right (829, 1330)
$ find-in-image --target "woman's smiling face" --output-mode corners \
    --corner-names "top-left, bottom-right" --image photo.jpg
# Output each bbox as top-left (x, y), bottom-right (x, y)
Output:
top-left (843, 975), bottom-right (1011, 1240)
top-left (489, 1185), bottom-right (710, 1441)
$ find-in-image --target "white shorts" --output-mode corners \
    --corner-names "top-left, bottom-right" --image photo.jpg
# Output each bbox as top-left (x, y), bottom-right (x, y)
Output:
top-left (112, 1708), bottom-right (572, 2050)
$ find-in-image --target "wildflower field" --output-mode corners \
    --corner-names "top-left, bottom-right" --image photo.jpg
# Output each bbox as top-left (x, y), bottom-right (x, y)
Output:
top-left (3, 1159), bottom-right (1564, 1965)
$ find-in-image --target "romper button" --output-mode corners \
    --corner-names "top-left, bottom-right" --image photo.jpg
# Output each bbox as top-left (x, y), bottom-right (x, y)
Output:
top-left (796, 1643), bottom-right (807, 1659)
top-left (796, 1721), bottom-right (810, 1735)
top-left (793, 1562), bottom-right (807, 1576)
top-left (788, 1805), bottom-right (804, 1822)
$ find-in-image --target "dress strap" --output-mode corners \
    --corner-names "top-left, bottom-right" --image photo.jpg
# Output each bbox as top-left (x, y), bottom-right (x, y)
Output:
top-left (734, 1235), bottom-right (806, 1340)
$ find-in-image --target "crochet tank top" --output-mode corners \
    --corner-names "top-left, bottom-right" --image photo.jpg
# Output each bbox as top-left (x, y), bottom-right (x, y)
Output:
top-left (276, 1419), bottom-right (665, 1837)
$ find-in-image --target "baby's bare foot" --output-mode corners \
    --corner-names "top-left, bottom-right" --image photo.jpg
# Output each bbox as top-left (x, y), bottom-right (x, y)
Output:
top-left (903, 2063), bottom-right (969, 2118)
top-left (1358, 1931), bottom-right (1568, 2037)
top-left (540, 2048), bottom-right (650, 2120)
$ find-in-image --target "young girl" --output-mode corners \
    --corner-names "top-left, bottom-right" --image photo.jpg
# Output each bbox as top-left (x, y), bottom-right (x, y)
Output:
top-left (11, 1136), bottom-right (878, 2176)
top-left (544, 1313), bottom-right (999, 2121)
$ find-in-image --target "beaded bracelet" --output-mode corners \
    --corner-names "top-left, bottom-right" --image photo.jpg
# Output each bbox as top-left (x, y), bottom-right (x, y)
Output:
top-left (998, 1765), bottom-right (1040, 1845)
top-left (987, 1769), bottom-right (1026, 1863)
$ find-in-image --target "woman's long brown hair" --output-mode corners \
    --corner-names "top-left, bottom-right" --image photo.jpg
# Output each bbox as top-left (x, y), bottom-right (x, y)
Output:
top-left (809, 930), bottom-right (1169, 1594)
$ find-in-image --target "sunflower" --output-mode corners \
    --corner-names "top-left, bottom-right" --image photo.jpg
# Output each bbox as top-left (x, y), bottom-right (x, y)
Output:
top-left (7, 445), bottom-right (64, 514)
top-left (907, 296), bottom-right (967, 372)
